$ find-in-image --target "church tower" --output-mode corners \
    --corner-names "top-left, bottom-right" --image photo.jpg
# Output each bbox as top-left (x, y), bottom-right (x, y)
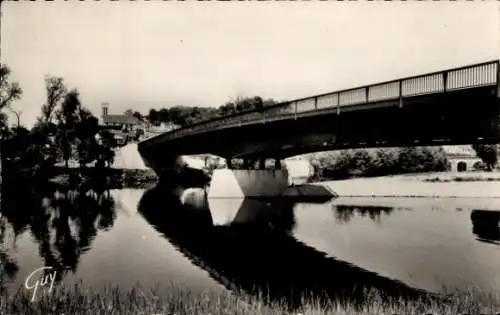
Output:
top-left (101, 102), bottom-right (109, 120)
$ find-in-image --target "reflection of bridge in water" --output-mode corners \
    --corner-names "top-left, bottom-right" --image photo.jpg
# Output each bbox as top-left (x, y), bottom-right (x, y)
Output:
top-left (138, 185), bottom-right (439, 309)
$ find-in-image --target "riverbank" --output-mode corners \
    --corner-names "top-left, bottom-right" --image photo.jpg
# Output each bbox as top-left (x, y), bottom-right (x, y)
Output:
top-left (48, 167), bottom-right (159, 189)
top-left (1, 282), bottom-right (499, 315)
top-left (317, 171), bottom-right (500, 198)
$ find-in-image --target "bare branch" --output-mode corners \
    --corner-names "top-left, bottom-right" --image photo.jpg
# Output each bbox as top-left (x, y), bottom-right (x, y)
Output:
top-left (6, 105), bottom-right (22, 127)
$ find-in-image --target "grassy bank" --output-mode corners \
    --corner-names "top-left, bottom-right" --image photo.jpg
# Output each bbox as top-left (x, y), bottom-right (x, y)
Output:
top-left (1, 283), bottom-right (500, 315)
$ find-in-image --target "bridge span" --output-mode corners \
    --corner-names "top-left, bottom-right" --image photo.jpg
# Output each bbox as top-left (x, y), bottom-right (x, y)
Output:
top-left (138, 60), bottom-right (500, 198)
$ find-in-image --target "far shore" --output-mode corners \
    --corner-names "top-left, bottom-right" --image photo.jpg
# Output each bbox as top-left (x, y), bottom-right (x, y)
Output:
top-left (41, 166), bottom-right (500, 199)
top-left (315, 171), bottom-right (500, 198)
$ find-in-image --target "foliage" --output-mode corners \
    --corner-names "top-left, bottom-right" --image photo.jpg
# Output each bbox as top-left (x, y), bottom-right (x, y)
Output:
top-left (0, 64), bottom-right (23, 131)
top-left (471, 144), bottom-right (499, 171)
top-left (145, 96), bottom-right (277, 127)
top-left (0, 66), bottom-right (119, 183)
top-left (40, 76), bottom-right (66, 125)
top-left (309, 146), bottom-right (450, 180)
top-left (54, 89), bottom-right (81, 168)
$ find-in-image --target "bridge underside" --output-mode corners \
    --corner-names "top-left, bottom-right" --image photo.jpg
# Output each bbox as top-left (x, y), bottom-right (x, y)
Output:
top-left (139, 87), bottom-right (500, 170)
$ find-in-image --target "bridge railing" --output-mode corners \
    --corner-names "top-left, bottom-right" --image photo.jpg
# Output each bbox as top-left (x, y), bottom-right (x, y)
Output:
top-left (142, 60), bottom-right (499, 145)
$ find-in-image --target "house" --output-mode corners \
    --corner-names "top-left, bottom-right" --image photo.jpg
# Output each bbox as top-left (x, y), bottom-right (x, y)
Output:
top-left (100, 103), bottom-right (146, 145)
top-left (147, 121), bottom-right (180, 134)
top-left (99, 103), bottom-right (183, 143)
top-left (442, 145), bottom-right (481, 172)
top-left (101, 103), bottom-right (143, 130)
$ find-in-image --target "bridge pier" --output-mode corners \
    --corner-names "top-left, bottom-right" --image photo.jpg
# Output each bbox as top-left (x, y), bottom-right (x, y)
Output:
top-left (208, 169), bottom-right (289, 199)
top-left (225, 158), bottom-right (233, 169)
top-left (242, 158), bottom-right (251, 169)
top-left (275, 159), bottom-right (282, 170)
top-left (208, 156), bottom-right (290, 198)
top-left (258, 158), bottom-right (266, 170)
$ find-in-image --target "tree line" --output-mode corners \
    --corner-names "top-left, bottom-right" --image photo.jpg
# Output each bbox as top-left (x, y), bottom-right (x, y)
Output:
top-left (144, 96), bottom-right (278, 127)
top-left (0, 64), bottom-right (118, 184)
top-left (309, 147), bottom-right (450, 180)
top-left (309, 144), bottom-right (500, 181)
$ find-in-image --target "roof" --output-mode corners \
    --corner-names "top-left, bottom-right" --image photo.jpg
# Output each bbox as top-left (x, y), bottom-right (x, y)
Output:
top-left (442, 145), bottom-right (477, 157)
top-left (103, 115), bottom-right (141, 125)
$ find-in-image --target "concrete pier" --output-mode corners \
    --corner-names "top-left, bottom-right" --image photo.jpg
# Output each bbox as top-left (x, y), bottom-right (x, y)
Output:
top-left (208, 169), bottom-right (289, 198)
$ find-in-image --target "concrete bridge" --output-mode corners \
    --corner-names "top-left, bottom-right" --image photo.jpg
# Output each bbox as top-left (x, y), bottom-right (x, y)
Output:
top-left (138, 60), bottom-right (500, 198)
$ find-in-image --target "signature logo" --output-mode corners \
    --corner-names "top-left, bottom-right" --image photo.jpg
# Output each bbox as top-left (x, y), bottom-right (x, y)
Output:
top-left (24, 266), bottom-right (57, 302)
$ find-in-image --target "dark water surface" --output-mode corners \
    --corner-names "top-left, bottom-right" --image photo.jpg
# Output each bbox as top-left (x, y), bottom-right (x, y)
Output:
top-left (1, 184), bottom-right (500, 305)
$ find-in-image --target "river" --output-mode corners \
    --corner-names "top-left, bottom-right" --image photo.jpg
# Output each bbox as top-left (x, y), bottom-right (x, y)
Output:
top-left (1, 185), bottom-right (500, 304)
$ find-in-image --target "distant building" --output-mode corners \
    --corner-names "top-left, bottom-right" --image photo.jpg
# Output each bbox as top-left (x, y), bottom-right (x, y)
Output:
top-left (99, 103), bottom-right (183, 143)
top-left (147, 121), bottom-right (181, 134)
top-left (101, 103), bottom-right (142, 130)
top-left (100, 103), bottom-right (146, 145)
top-left (442, 145), bottom-right (481, 172)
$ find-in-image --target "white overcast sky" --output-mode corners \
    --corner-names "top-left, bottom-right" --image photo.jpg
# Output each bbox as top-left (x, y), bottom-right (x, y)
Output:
top-left (2, 1), bottom-right (499, 127)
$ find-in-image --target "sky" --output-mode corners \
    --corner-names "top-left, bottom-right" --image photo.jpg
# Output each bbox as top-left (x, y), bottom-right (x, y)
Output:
top-left (2, 1), bottom-right (499, 128)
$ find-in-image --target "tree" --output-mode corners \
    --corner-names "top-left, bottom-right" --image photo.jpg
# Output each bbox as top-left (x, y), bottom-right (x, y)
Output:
top-left (134, 128), bottom-right (145, 141)
top-left (0, 64), bottom-right (23, 130)
top-left (263, 98), bottom-right (277, 107)
top-left (55, 89), bottom-right (81, 170)
top-left (225, 102), bottom-right (236, 114)
top-left (158, 108), bottom-right (171, 123)
top-left (148, 109), bottom-right (160, 126)
top-left (124, 109), bottom-right (134, 116)
top-left (6, 107), bottom-right (22, 127)
top-left (472, 144), bottom-right (499, 171)
top-left (26, 76), bottom-right (67, 175)
top-left (218, 104), bottom-right (228, 116)
top-left (132, 111), bottom-right (143, 122)
top-left (253, 96), bottom-right (264, 112)
top-left (40, 76), bottom-right (66, 125)
top-left (168, 106), bottom-right (188, 126)
top-left (96, 129), bottom-right (117, 168)
top-left (235, 102), bottom-right (243, 112)
top-left (75, 108), bottom-right (100, 168)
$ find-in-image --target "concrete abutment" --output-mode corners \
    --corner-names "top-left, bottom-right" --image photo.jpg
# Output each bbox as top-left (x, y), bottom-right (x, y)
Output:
top-left (148, 154), bottom-right (315, 198)
top-left (208, 169), bottom-right (290, 198)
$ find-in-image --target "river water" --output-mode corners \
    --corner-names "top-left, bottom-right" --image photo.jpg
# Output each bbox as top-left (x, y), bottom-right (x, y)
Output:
top-left (1, 184), bottom-right (500, 304)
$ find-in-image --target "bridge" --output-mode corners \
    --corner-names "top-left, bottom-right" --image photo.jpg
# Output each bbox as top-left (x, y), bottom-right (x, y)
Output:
top-left (138, 60), bottom-right (500, 198)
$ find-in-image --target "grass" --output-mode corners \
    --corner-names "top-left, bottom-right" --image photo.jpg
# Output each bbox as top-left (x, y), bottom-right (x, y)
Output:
top-left (1, 282), bottom-right (500, 315)
top-left (424, 176), bottom-right (500, 183)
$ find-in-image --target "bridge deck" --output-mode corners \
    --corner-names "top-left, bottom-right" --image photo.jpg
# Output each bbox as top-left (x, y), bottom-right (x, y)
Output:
top-left (140, 60), bottom-right (500, 149)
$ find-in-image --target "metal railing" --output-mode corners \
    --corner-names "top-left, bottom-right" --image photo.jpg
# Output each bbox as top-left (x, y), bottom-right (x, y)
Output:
top-left (142, 60), bottom-right (499, 146)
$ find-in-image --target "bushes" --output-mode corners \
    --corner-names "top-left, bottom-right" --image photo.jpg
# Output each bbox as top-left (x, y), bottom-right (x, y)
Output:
top-left (309, 146), bottom-right (449, 181)
top-left (121, 169), bottom-right (158, 187)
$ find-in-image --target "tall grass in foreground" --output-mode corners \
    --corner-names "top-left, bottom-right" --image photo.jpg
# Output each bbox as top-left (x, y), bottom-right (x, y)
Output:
top-left (1, 282), bottom-right (500, 315)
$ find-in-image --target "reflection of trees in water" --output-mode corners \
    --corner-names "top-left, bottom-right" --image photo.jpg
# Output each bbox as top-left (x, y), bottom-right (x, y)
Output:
top-left (333, 205), bottom-right (394, 224)
top-left (0, 182), bottom-right (116, 284)
top-left (138, 185), bottom-right (434, 311)
top-left (471, 210), bottom-right (500, 246)
top-left (0, 217), bottom-right (20, 295)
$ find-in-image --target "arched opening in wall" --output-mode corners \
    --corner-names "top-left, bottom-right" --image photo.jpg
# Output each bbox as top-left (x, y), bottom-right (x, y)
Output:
top-left (457, 161), bottom-right (467, 172)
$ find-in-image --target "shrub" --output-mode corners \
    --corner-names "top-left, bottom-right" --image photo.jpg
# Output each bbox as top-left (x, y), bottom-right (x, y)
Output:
top-left (309, 146), bottom-right (449, 181)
